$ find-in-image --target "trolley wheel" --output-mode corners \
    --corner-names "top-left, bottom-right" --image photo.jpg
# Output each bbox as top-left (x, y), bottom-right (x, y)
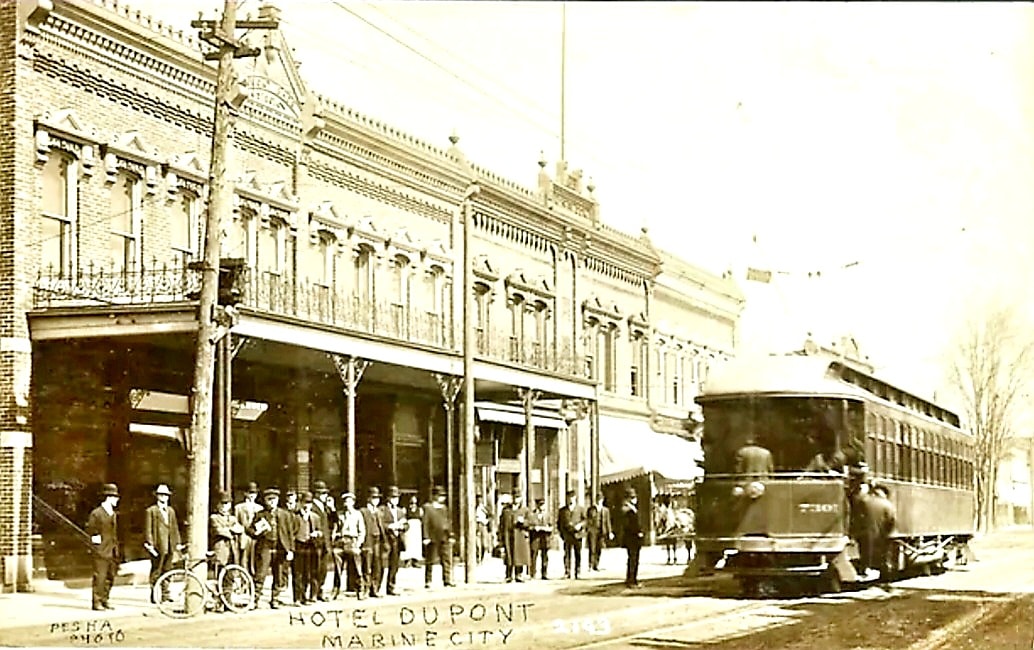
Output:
top-left (823, 567), bottom-right (842, 594)
top-left (154, 570), bottom-right (206, 618)
top-left (218, 564), bottom-right (255, 613)
top-left (738, 577), bottom-right (759, 598)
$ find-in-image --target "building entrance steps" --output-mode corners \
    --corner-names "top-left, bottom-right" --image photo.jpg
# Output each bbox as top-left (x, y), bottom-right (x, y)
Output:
top-left (0, 546), bottom-right (682, 632)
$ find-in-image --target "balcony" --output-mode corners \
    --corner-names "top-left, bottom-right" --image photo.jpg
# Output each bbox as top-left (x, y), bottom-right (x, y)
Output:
top-left (32, 262), bottom-right (587, 378)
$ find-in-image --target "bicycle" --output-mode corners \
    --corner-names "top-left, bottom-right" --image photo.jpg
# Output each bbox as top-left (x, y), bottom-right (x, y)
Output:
top-left (153, 551), bottom-right (255, 618)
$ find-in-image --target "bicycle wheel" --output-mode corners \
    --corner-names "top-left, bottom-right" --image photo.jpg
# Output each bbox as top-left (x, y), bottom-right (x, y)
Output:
top-left (218, 564), bottom-right (255, 613)
top-left (154, 569), bottom-right (207, 618)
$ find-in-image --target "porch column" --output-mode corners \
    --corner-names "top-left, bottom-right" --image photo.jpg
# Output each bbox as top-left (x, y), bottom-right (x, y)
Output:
top-left (519, 388), bottom-right (541, 499)
top-left (329, 355), bottom-right (371, 494)
top-left (433, 373), bottom-right (461, 516)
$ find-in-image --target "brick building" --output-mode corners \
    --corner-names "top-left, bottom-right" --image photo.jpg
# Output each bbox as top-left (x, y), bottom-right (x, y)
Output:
top-left (0, 0), bottom-right (743, 590)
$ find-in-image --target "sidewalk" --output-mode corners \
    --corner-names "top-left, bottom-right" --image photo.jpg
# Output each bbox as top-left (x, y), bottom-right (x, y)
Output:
top-left (0, 545), bottom-right (686, 632)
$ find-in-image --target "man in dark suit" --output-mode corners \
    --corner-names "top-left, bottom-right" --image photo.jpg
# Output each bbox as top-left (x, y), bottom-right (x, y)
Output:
top-left (86, 483), bottom-right (121, 611)
top-left (557, 492), bottom-right (587, 579)
top-left (379, 485), bottom-right (406, 595)
top-left (249, 488), bottom-right (296, 609)
top-left (422, 486), bottom-right (453, 588)
top-left (312, 479), bottom-right (337, 600)
top-left (143, 483), bottom-right (182, 603)
top-left (586, 494), bottom-right (613, 572)
top-left (621, 487), bottom-right (644, 588)
top-left (360, 487), bottom-right (386, 597)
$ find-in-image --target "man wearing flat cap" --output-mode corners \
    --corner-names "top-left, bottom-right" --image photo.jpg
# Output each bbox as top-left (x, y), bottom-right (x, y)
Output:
top-left (422, 485), bottom-right (454, 588)
top-left (249, 487), bottom-right (295, 608)
top-left (336, 491), bottom-right (367, 600)
top-left (210, 491), bottom-right (244, 574)
top-left (360, 487), bottom-right (387, 597)
top-left (293, 492), bottom-right (326, 604)
top-left (379, 486), bottom-right (406, 595)
top-left (235, 481), bottom-right (262, 576)
top-left (144, 483), bottom-right (182, 603)
top-left (86, 483), bottom-right (121, 610)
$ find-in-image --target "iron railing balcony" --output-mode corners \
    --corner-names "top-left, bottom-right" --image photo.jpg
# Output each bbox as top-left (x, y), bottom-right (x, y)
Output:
top-left (32, 262), bottom-right (589, 379)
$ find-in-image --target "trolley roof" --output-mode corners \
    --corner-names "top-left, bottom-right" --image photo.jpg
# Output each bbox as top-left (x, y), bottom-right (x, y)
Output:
top-left (698, 354), bottom-right (962, 428)
top-left (697, 355), bottom-right (870, 402)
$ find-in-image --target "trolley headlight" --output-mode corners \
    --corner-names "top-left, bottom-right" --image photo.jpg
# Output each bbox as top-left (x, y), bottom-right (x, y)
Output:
top-left (746, 481), bottom-right (766, 500)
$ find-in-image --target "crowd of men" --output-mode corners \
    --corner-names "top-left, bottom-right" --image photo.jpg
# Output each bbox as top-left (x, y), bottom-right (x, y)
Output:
top-left (84, 478), bottom-right (656, 612)
top-left (85, 480), bottom-right (457, 610)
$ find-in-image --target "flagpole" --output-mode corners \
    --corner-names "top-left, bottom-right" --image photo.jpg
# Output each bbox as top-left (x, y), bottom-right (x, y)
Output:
top-left (560, 2), bottom-right (567, 162)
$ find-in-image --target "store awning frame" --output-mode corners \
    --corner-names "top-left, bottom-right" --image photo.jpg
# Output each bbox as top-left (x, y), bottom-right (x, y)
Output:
top-left (475, 402), bottom-right (568, 430)
top-left (599, 415), bottom-right (704, 485)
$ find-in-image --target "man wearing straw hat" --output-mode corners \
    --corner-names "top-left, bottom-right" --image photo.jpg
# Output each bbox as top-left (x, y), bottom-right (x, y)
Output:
top-left (144, 483), bottom-right (182, 603)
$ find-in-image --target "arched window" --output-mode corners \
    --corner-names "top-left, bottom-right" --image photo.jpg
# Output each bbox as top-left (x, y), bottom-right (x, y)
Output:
top-left (109, 170), bottom-right (141, 275)
top-left (41, 153), bottom-right (78, 278)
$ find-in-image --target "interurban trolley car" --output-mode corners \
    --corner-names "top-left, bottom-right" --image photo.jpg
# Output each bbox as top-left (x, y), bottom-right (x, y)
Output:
top-left (694, 356), bottom-right (975, 595)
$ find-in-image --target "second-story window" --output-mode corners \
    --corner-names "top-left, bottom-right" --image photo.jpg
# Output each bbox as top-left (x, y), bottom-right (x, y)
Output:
top-left (109, 170), bottom-right (141, 275)
top-left (509, 294), bottom-right (525, 363)
top-left (41, 153), bottom-right (77, 278)
top-left (170, 191), bottom-right (198, 268)
top-left (630, 331), bottom-right (647, 397)
top-left (354, 245), bottom-right (373, 304)
top-left (474, 282), bottom-right (491, 354)
top-left (258, 219), bottom-right (283, 278)
top-left (601, 323), bottom-right (617, 393)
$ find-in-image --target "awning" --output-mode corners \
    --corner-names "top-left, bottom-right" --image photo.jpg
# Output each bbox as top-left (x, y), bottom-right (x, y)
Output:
top-left (599, 415), bottom-right (704, 485)
top-left (475, 402), bottom-right (567, 430)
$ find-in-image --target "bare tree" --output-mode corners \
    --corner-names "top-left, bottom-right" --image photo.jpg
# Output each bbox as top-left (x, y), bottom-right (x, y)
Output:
top-left (947, 304), bottom-right (1034, 532)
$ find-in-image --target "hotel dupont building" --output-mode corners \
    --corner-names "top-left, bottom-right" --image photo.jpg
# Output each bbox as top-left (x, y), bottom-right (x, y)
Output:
top-left (0, 1), bottom-right (742, 589)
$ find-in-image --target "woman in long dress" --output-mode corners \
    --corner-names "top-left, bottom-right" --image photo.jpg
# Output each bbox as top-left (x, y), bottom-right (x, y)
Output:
top-left (401, 495), bottom-right (424, 567)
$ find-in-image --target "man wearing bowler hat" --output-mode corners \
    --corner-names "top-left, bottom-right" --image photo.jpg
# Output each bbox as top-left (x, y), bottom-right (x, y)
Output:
top-left (360, 487), bottom-right (386, 597)
top-left (422, 486), bottom-right (454, 588)
top-left (144, 483), bottom-right (183, 603)
top-left (312, 479), bottom-right (337, 599)
top-left (621, 487), bottom-right (644, 588)
top-left (86, 483), bottom-right (121, 610)
top-left (379, 486), bottom-right (407, 595)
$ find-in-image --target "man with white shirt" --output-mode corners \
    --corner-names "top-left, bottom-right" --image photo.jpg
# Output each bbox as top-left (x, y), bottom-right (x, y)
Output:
top-left (86, 483), bottom-right (121, 611)
top-left (143, 483), bottom-right (182, 603)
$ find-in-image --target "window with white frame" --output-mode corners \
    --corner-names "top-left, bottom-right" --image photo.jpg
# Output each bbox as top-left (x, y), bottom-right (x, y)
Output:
top-left (170, 191), bottom-right (198, 268)
top-left (601, 323), bottom-right (618, 392)
top-left (354, 245), bottom-right (374, 303)
top-left (109, 170), bottom-right (141, 274)
top-left (629, 331), bottom-right (647, 398)
top-left (41, 153), bottom-right (77, 277)
top-left (258, 219), bottom-right (284, 277)
top-left (474, 282), bottom-right (491, 353)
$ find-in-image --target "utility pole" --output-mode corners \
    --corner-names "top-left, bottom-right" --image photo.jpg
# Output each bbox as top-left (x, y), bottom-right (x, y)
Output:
top-left (188, 1), bottom-right (276, 591)
top-left (461, 180), bottom-right (480, 583)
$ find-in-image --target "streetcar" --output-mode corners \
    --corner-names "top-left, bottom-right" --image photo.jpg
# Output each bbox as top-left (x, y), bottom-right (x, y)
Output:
top-left (693, 355), bottom-right (975, 595)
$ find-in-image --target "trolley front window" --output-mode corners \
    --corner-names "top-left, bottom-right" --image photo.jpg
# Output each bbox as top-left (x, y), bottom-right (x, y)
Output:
top-left (700, 396), bottom-right (866, 474)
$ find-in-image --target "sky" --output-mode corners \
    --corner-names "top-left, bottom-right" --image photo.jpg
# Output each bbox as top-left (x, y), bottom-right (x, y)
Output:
top-left (126, 1), bottom-right (1034, 401)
